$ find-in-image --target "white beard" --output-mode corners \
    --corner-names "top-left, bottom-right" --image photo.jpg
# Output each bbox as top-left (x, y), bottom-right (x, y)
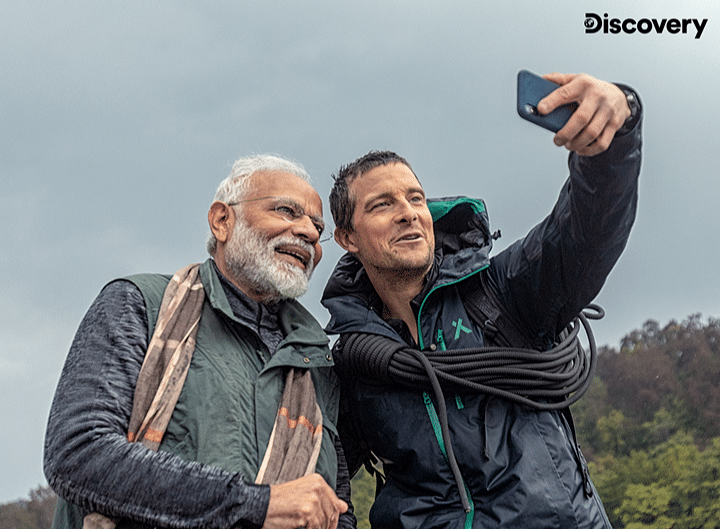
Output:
top-left (223, 218), bottom-right (315, 302)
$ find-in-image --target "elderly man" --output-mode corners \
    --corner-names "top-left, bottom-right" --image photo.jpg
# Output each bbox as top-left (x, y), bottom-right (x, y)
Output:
top-left (44, 154), bottom-right (352, 529)
top-left (322, 73), bottom-right (642, 527)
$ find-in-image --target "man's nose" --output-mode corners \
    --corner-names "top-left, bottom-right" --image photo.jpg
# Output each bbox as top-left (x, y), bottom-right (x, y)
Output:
top-left (396, 199), bottom-right (418, 223)
top-left (292, 214), bottom-right (321, 243)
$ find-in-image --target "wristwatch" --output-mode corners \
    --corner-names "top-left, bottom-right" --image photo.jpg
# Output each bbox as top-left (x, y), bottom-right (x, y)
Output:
top-left (617, 85), bottom-right (641, 134)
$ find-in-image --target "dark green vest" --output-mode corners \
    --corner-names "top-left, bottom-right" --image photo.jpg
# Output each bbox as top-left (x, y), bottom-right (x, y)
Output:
top-left (128, 259), bottom-right (340, 484)
top-left (52, 259), bottom-right (339, 528)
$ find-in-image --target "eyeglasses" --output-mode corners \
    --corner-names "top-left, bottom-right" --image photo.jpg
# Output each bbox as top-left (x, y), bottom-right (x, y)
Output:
top-left (227, 196), bottom-right (332, 243)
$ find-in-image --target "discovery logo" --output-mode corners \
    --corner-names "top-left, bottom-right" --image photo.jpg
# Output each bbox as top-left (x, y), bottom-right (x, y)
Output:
top-left (585, 13), bottom-right (708, 39)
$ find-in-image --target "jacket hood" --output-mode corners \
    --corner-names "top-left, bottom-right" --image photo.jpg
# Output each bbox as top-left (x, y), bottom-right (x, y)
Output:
top-left (321, 196), bottom-right (494, 336)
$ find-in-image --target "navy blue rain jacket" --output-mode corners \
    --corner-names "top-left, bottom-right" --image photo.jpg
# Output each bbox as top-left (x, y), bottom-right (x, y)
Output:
top-left (322, 109), bottom-right (641, 528)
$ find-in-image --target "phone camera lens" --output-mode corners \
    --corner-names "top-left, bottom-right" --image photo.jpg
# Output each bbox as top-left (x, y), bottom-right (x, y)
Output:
top-left (525, 104), bottom-right (537, 116)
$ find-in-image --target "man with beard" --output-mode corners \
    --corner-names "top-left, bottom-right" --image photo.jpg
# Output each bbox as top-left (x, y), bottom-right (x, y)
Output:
top-left (322, 73), bottom-right (642, 527)
top-left (44, 154), bottom-right (352, 529)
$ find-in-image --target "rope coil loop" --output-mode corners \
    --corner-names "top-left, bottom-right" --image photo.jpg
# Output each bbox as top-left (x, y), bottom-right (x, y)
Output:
top-left (335, 305), bottom-right (603, 514)
top-left (336, 304), bottom-right (602, 410)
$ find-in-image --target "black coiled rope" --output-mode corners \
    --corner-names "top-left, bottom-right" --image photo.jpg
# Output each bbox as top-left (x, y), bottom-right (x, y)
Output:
top-left (336, 304), bottom-right (604, 513)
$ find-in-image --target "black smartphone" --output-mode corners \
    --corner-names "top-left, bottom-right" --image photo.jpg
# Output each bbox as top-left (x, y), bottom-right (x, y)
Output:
top-left (517, 70), bottom-right (577, 132)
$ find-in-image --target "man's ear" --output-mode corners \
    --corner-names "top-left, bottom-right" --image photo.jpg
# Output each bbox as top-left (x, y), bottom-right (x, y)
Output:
top-left (334, 227), bottom-right (359, 253)
top-left (208, 201), bottom-right (233, 244)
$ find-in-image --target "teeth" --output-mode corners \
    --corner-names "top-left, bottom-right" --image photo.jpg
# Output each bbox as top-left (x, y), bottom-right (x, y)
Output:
top-left (277, 249), bottom-right (306, 265)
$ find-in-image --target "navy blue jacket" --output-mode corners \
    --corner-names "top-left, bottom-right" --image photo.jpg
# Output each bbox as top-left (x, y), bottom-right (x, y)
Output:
top-left (322, 104), bottom-right (641, 528)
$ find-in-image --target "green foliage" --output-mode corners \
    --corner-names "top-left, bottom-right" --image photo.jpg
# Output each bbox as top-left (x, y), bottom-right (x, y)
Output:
top-left (591, 434), bottom-right (720, 528)
top-left (350, 469), bottom-right (376, 529)
top-left (568, 315), bottom-right (720, 527)
top-left (573, 315), bottom-right (720, 456)
top-left (596, 409), bottom-right (629, 455)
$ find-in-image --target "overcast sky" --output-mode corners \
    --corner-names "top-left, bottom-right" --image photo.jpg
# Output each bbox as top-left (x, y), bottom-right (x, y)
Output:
top-left (2, 0), bottom-right (719, 503)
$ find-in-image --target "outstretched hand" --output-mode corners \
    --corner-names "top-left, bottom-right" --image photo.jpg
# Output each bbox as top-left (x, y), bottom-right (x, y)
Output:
top-left (263, 473), bottom-right (348, 529)
top-left (537, 73), bottom-right (631, 157)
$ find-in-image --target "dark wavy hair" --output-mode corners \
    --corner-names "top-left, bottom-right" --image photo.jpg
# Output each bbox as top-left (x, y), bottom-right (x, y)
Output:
top-left (329, 150), bottom-right (418, 231)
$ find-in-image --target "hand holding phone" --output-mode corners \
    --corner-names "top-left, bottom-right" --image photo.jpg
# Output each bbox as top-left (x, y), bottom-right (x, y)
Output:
top-left (518, 71), bottom-right (633, 156)
top-left (517, 70), bottom-right (577, 132)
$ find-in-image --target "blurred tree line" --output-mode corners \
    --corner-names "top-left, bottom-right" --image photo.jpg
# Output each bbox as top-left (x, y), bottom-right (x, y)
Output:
top-left (572, 314), bottom-right (720, 527)
top-left (0, 486), bottom-right (56, 529)
top-left (4, 315), bottom-right (718, 528)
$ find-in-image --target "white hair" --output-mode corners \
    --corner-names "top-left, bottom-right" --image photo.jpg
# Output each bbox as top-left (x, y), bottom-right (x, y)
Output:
top-left (207, 154), bottom-right (312, 255)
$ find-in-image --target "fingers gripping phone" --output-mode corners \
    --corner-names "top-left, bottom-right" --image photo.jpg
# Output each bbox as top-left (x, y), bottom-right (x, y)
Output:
top-left (517, 70), bottom-right (577, 132)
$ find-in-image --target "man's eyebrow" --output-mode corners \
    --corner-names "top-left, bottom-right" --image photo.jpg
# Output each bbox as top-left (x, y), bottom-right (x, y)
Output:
top-left (310, 213), bottom-right (326, 227)
top-left (364, 187), bottom-right (426, 206)
top-left (361, 191), bottom-right (393, 210)
top-left (364, 191), bottom-right (393, 202)
top-left (276, 197), bottom-right (325, 226)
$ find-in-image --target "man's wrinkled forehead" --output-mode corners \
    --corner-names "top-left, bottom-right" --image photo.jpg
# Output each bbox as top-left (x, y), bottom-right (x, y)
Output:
top-left (248, 171), bottom-right (321, 209)
top-left (349, 162), bottom-right (422, 200)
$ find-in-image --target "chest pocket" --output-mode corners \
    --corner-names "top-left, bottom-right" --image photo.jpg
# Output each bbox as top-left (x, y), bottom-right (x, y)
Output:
top-left (420, 284), bottom-right (485, 351)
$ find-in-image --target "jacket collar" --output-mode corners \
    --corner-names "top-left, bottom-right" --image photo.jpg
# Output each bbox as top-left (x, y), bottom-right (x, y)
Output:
top-left (199, 258), bottom-right (329, 351)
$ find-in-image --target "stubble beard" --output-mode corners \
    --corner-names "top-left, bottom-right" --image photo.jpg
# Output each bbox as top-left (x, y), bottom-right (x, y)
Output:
top-left (373, 245), bottom-right (434, 281)
top-left (223, 219), bottom-right (315, 303)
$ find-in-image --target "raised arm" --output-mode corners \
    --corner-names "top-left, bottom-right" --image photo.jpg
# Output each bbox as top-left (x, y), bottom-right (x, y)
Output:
top-left (488, 75), bottom-right (642, 345)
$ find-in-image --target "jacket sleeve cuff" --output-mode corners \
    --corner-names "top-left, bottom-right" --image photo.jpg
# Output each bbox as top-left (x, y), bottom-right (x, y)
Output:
top-left (233, 483), bottom-right (271, 529)
top-left (614, 84), bottom-right (642, 136)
